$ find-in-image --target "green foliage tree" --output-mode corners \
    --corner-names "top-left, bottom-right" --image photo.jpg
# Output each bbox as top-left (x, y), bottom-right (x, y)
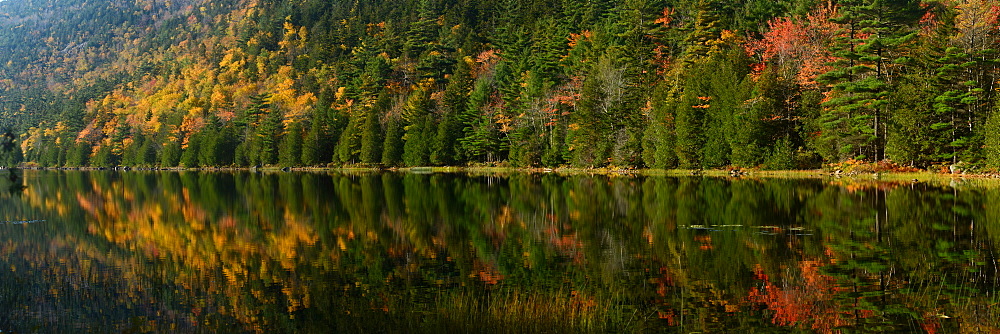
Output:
top-left (381, 115), bottom-right (406, 167)
top-left (335, 113), bottom-right (364, 165)
top-left (180, 134), bottom-right (202, 168)
top-left (279, 123), bottom-right (304, 167)
top-left (0, 129), bottom-right (23, 167)
top-left (359, 108), bottom-right (384, 165)
top-left (402, 88), bottom-right (436, 166)
top-left (160, 141), bottom-right (182, 167)
top-left (817, 0), bottom-right (922, 162)
top-left (4, 0), bottom-right (1000, 172)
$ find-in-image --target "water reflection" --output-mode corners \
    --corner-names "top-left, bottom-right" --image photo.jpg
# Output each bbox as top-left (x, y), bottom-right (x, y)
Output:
top-left (0, 168), bottom-right (25, 195)
top-left (0, 171), bottom-right (997, 333)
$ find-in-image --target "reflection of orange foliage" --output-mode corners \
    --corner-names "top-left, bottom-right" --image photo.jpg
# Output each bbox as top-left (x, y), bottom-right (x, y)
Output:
top-left (57, 176), bottom-right (326, 333)
top-left (569, 290), bottom-right (597, 312)
top-left (747, 260), bottom-right (859, 333)
top-left (654, 267), bottom-right (675, 298)
top-left (546, 228), bottom-right (585, 264)
top-left (473, 261), bottom-right (504, 285)
top-left (830, 180), bottom-right (909, 193)
top-left (921, 314), bottom-right (941, 334)
top-left (657, 310), bottom-right (677, 326)
top-left (694, 234), bottom-right (713, 250)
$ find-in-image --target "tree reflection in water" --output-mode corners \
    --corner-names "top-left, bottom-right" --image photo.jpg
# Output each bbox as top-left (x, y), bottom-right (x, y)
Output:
top-left (0, 170), bottom-right (996, 333)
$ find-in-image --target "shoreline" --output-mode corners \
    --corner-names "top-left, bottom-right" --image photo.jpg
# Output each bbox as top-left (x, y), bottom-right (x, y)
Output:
top-left (4, 165), bottom-right (992, 180)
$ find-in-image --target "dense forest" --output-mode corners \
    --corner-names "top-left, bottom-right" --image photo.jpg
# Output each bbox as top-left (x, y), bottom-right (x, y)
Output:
top-left (1, 0), bottom-right (1000, 170)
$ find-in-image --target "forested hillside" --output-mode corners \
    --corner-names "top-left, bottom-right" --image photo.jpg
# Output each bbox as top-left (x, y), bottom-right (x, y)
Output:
top-left (1, 0), bottom-right (999, 170)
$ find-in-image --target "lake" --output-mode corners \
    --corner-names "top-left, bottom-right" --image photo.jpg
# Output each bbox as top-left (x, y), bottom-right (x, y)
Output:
top-left (0, 170), bottom-right (997, 333)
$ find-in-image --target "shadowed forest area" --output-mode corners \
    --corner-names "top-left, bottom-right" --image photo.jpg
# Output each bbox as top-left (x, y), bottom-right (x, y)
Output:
top-left (1, 0), bottom-right (1000, 171)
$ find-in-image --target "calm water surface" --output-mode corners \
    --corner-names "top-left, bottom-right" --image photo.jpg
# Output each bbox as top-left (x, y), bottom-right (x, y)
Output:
top-left (0, 170), bottom-right (997, 333)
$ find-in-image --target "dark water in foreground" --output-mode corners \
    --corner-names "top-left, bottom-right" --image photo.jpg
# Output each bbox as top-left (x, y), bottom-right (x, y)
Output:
top-left (0, 170), bottom-right (997, 333)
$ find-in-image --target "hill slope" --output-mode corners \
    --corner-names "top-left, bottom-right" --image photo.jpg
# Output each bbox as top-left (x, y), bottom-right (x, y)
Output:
top-left (0, 0), bottom-right (998, 170)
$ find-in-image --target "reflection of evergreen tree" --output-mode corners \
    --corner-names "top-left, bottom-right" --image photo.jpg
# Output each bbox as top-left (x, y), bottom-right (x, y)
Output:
top-left (1, 170), bottom-right (999, 332)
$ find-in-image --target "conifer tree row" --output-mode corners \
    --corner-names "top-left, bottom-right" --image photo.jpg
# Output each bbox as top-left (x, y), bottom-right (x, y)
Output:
top-left (3, 0), bottom-right (1000, 170)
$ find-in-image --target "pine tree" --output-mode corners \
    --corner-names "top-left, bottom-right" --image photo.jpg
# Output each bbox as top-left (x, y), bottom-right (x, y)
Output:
top-left (381, 114), bottom-right (406, 166)
top-left (335, 113), bottom-right (363, 165)
top-left (92, 143), bottom-right (120, 167)
top-left (180, 133), bottom-right (201, 168)
top-left (66, 141), bottom-right (90, 167)
top-left (764, 135), bottom-right (796, 170)
top-left (929, 46), bottom-right (986, 164)
top-left (0, 129), bottom-right (22, 167)
top-left (122, 133), bottom-right (146, 167)
top-left (301, 94), bottom-right (337, 166)
top-left (403, 0), bottom-right (441, 59)
top-left (674, 61), bottom-right (713, 169)
top-left (301, 116), bottom-right (324, 166)
top-left (256, 104), bottom-right (283, 165)
top-left (404, 114), bottom-right (434, 166)
top-left (984, 107), bottom-right (1000, 169)
top-left (402, 87), bottom-right (436, 166)
top-left (278, 122), bottom-right (303, 167)
top-left (431, 57), bottom-right (473, 166)
top-left (458, 78), bottom-right (501, 163)
top-left (817, 0), bottom-right (922, 162)
top-left (567, 68), bottom-right (608, 167)
top-left (235, 93), bottom-right (274, 166)
top-left (733, 66), bottom-right (797, 168)
top-left (359, 108), bottom-right (383, 165)
top-left (642, 82), bottom-right (678, 169)
top-left (160, 140), bottom-right (182, 167)
top-left (702, 49), bottom-right (752, 168)
top-left (198, 121), bottom-right (221, 167)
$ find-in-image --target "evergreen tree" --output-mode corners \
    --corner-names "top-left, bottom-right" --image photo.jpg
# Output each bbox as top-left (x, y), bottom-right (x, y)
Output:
top-left (278, 122), bottom-right (304, 167)
top-left (198, 121), bottom-right (221, 167)
top-left (180, 133), bottom-right (201, 168)
top-left (764, 135), bottom-right (795, 170)
top-left (701, 49), bottom-right (752, 168)
top-left (642, 82), bottom-right (678, 169)
top-left (404, 114), bottom-right (434, 166)
top-left (122, 133), bottom-right (146, 166)
top-left (91, 143), bottom-right (120, 167)
top-left (732, 66), bottom-right (797, 168)
top-left (457, 78), bottom-right (503, 163)
top-left (301, 99), bottom-right (336, 166)
top-left (0, 129), bottom-right (22, 167)
top-left (568, 65), bottom-right (609, 167)
top-left (984, 107), bottom-right (1000, 169)
top-left (403, 0), bottom-right (441, 59)
top-left (256, 104), bottom-right (283, 165)
top-left (431, 57), bottom-right (473, 166)
top-left (66, 141), bottom-right (90, 167)
top-left (160, 140), bottom-right (181, 167)
top-left (381, 115), bottom-right (406, 167)
top-left (402, 87), bottom-right (436, 166)
top-left (817, 0), bottom-right (922, 162)
top-left (359, 108), bottom-right (383, 165)
top-left (335, 113), bottom-right (363, 165)
top-left (301, 116), bottom-right (324, 166)
top-left (674, 61), bottom-right (712, 169)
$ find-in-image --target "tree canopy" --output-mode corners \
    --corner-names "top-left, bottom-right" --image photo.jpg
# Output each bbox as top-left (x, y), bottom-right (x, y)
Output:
top-left (2, 0), bottom-right (1000, 170)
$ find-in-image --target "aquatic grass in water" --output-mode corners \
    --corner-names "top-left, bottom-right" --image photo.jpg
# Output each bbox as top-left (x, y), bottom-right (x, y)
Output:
top-left (429, 288), bottom-right (636, 333)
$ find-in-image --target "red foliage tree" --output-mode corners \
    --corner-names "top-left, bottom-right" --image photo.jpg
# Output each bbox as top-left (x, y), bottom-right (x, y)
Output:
top-left (746, 5), bottom-right (841, 87)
